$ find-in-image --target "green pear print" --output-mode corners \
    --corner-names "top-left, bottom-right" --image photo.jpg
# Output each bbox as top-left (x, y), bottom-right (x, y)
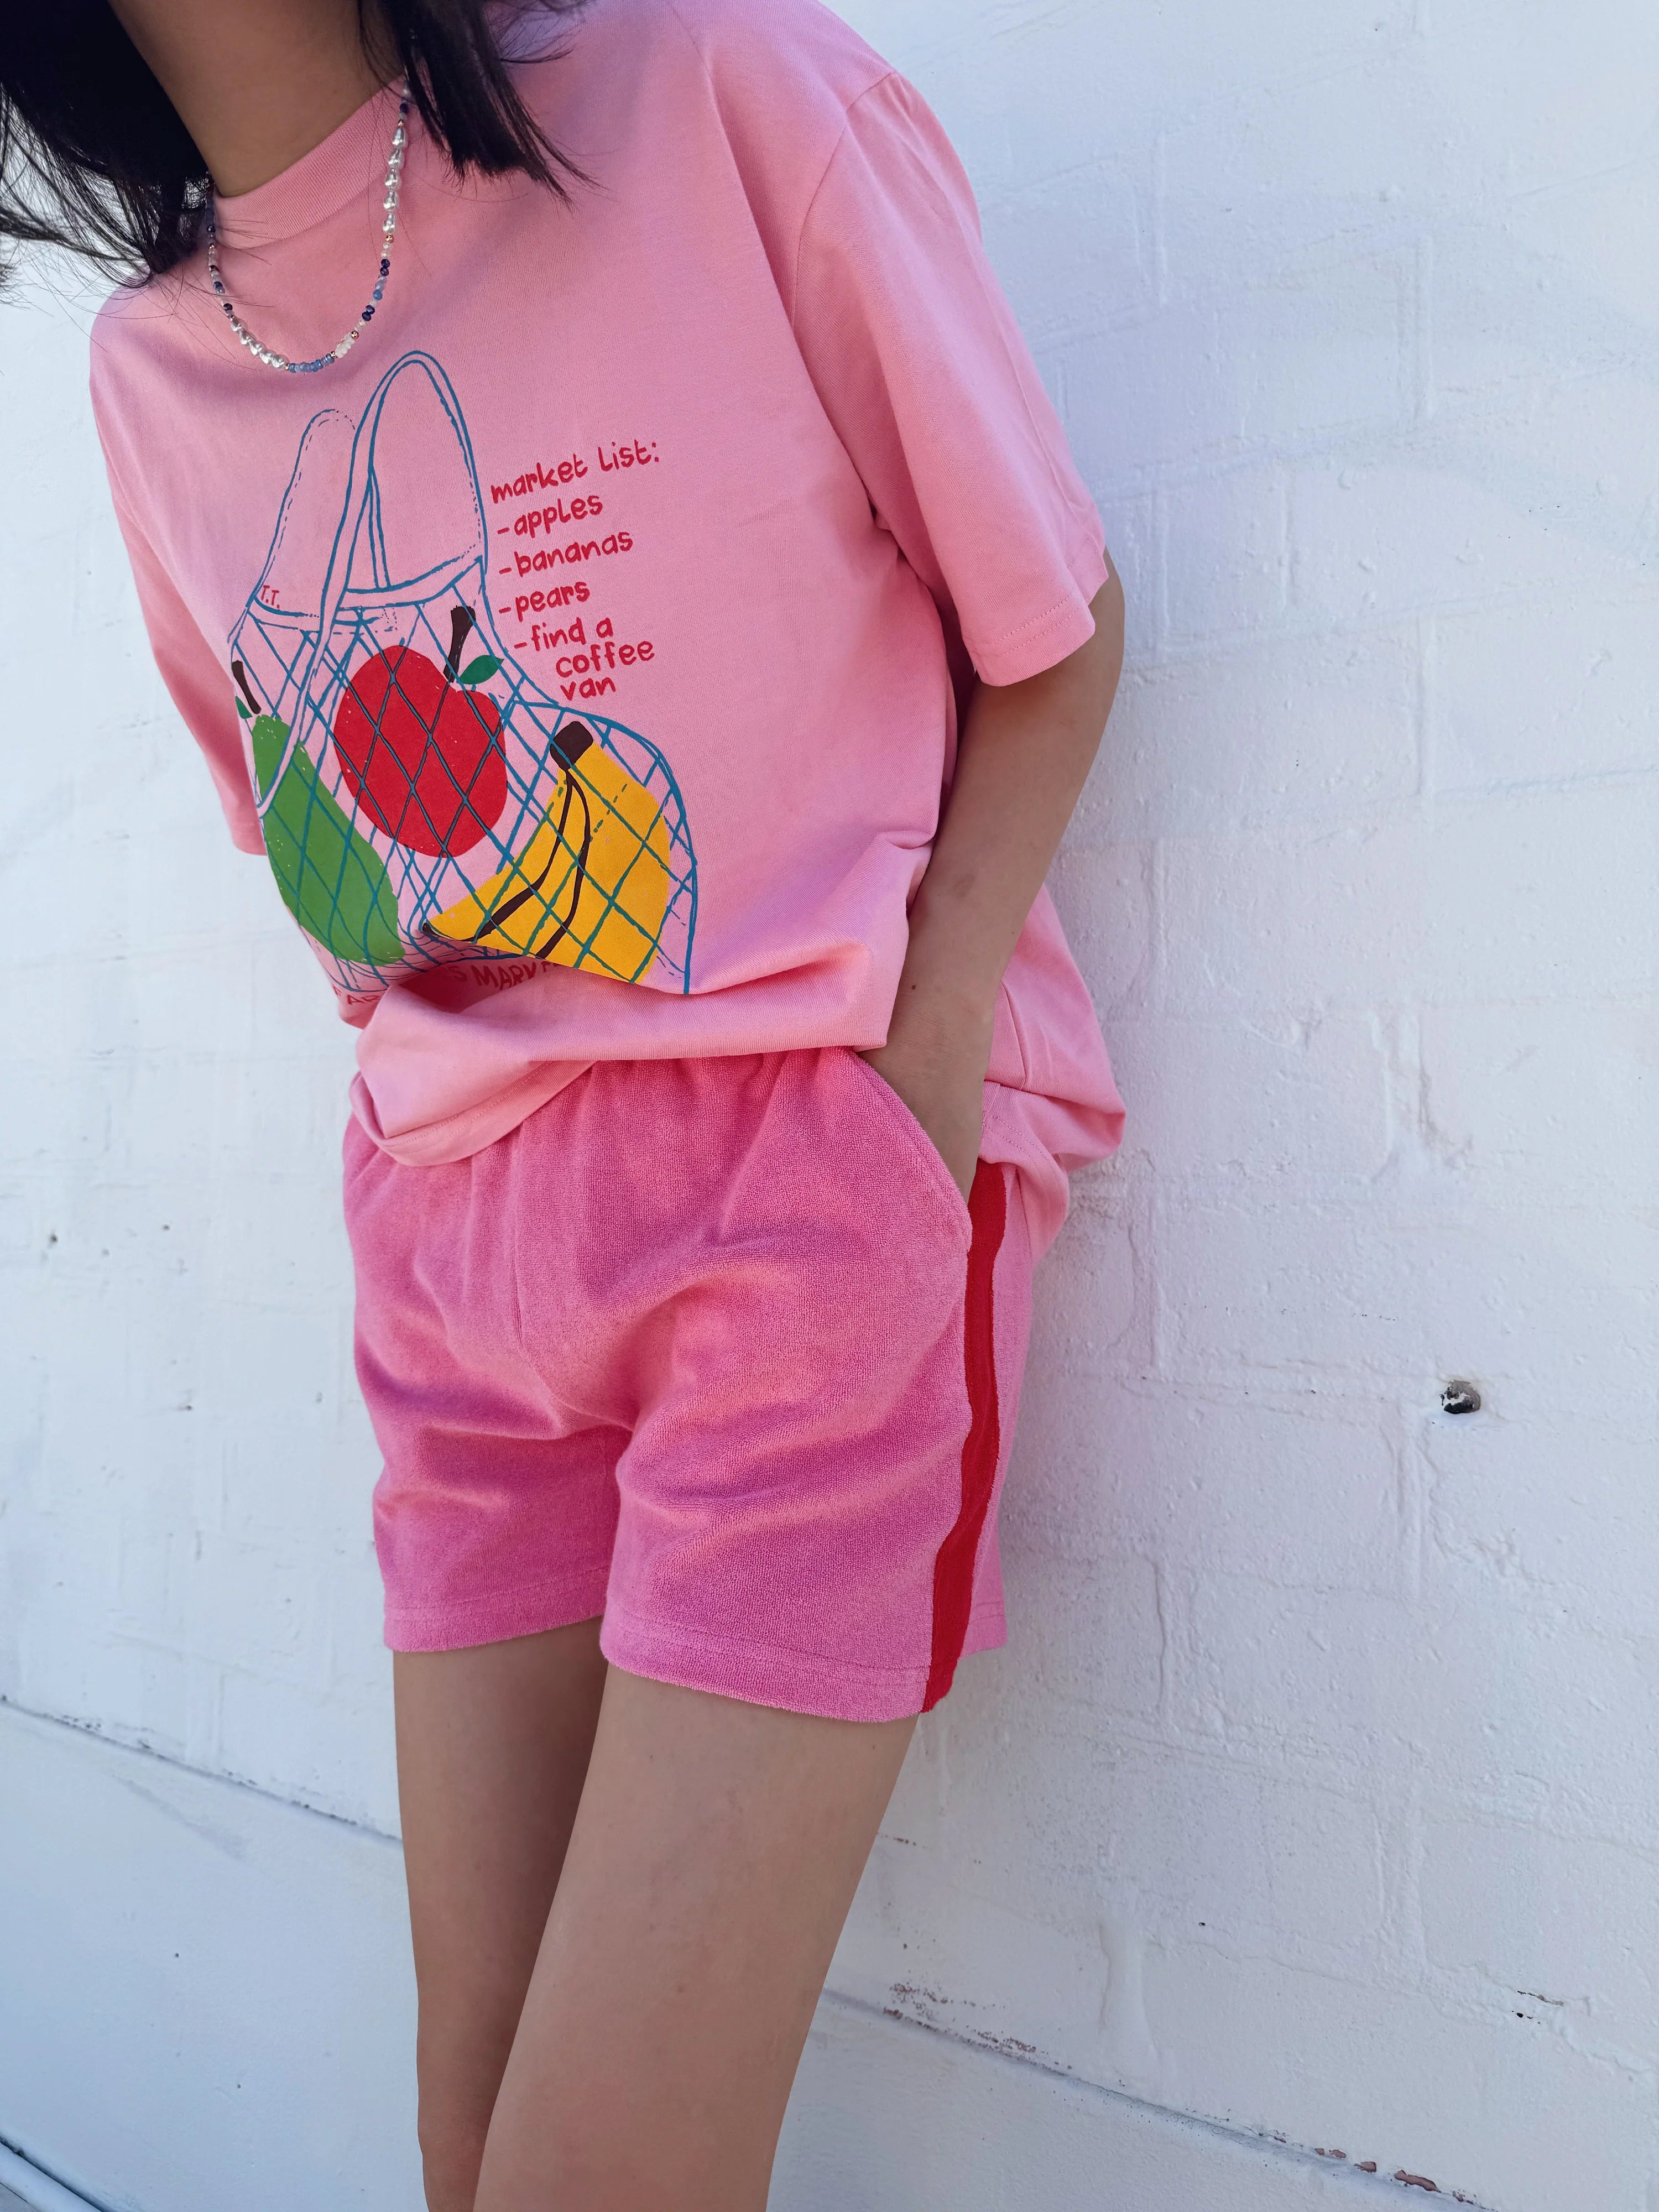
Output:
top-left (234, 659), bottom-right (403, 964)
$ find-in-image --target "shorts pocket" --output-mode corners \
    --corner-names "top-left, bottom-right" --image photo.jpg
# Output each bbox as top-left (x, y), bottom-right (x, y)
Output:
top-left (844, 1050), bottom-right (974, 1244)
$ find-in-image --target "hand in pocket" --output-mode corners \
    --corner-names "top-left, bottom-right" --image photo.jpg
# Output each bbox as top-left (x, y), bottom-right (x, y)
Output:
top-left (860, 1000), bottom-right (990, 1202)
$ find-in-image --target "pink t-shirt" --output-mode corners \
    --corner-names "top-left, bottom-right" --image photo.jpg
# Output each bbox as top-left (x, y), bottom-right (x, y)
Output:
top-left (90, 0), bottom-right (1124, 1250)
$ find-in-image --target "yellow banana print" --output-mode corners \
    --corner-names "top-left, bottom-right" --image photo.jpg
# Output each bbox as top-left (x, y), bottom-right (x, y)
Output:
top-left (427, 729), bottom-right (672, 980)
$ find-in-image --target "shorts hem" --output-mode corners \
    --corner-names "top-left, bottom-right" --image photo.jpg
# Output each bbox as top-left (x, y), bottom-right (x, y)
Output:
top-left (961, 1605), bottom-right (1006, 1661)
top-left (600, 1605), bottom-right (933, 1724)
top-left (384, 1564), bottom-right (611, 1653)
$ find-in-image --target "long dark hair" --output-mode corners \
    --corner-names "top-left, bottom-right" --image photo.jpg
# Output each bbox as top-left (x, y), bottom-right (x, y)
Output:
top-left (0, 2), bottom-right (584, 285)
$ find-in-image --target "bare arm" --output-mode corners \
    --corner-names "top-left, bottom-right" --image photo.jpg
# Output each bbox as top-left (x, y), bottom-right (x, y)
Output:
top-left (864, 563), bottom-right (1125, 1197)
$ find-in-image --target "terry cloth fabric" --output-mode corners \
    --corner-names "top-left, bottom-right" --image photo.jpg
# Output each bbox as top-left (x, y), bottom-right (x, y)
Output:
top-left (90, 0), bottom-right (1124, 1254)
top-left (345, 1047), bottom-right (1034, 1720)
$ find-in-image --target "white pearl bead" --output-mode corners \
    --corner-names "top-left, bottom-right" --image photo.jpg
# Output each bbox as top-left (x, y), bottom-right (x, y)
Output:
top-left (213, 76), bottom-right (406, 370)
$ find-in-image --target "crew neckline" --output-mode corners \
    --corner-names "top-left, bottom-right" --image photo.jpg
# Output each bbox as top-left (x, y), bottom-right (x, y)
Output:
top-left (211, 81), bottom-right (404, 251)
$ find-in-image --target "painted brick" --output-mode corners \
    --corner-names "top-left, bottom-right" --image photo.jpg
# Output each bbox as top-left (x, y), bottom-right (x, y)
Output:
top-left (1159, 784), bottom-right (1659, 1011)
top-left (834, 1833), bottom-right (1120, 2079)
top-left (1457, 372), bottom-right (1659, 554)
top-left (1288, 416), bottom-right (1657, 629)
top-left (1061, 251), bottom-right (1411, 484)
top-left (216, 1668), bottom-right (399, 1832)
top-left (1176, 1576), bottom-right (1425, 1766)
top-left (1046, 837), bottom-right (1154, 1017)
top-left (1511, 160), bottom-right (1659, 335)
top-left (1430, 0), bottom-right (1659, 196)
top-left (1094, 628), bottom-right (1418, 837)
top-left (982, 159), bottom-right (1150, 346)
top-left (1012, 1545), bottom-right (1166, 1719)
top-left (1162, 467), bottom-right (1287, 645)
top-left (1097, 1390), bottom-right (1405, 1596)
top-left (1179, 1563), bottom-right (1659, 1840)
top-left (1158, 1193), bottom-right (1659, 1408)
top-left (961, 0), bottom-right (1416, 187)
top-left (1427, 225), bottom-right (1634, 408)
top-left (1420, 1804), bottom-right (1659, 2047)
top-left (1418, 999), bottom-right (1659, 1203)
top-left (1416, 1604), bottom-right (1659, 1833)
top-left (1031, 1175), bottom-right (1148, 1363)
top-left (1091, 1746), bottom-right (1389, 1968)
top-left (1433, 591), bottom-right (1659, 790)
top-left (1095, 491), bottom-right (1159, 666)
top-left (1159, 55), bottom-right (1475, 289)
top-left (1144, 1940), bottom-right (1655, 2212)
top-left (1105, 1012), bottom-right (1393, 1181)
top-left (1426, 1417), bottom-right (1659, 1637)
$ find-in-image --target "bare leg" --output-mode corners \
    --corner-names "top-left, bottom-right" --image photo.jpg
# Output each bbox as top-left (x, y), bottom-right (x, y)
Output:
top-left (394, 1620), bottom-right (609, 2212)
top-left (474, 1668), bottom-right (916, 2212)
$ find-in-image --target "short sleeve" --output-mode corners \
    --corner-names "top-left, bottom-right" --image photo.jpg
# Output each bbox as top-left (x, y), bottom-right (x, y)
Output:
top-left (102, 475), bottom-right (265, 857)
top-left (789, 72), bottom-right (1107, 686)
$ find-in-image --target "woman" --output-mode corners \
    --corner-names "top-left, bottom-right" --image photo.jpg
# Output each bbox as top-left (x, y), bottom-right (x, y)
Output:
top-left (0, 2), bottom-right (1124, 2205)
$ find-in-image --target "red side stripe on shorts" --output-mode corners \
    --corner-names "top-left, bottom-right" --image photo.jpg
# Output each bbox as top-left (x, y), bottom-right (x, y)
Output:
top-left (922, 1160), bottom-right (1008, 1712)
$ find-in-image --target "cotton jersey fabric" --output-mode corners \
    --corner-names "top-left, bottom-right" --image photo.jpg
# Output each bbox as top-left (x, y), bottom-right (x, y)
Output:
top-left (347, 1047), bottom-right (1031, 1718)
top-left (90, 0), bottom-right (1124, 1256)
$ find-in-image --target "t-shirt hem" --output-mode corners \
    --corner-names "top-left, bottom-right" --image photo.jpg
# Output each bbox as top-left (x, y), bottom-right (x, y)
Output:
top-left (965, 539), bottom-right (1108, 687)
top-left (349, 1062), bottom-right (593, 1165)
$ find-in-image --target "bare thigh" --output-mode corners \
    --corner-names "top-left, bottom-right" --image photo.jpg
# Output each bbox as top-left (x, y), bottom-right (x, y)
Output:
top-left (394, 1620), bottom-right (609, 2212)
top-left (474, 1667), bottom-right (916, 2212)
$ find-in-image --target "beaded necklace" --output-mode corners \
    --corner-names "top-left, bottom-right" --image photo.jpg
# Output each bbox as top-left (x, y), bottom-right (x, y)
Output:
top-left (205, 82), bottom-right (411, 374)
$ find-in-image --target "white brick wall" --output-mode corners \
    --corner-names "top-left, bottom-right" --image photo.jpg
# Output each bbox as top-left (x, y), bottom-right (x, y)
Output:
top-left (2, 3), bottom-right (1656, 2206)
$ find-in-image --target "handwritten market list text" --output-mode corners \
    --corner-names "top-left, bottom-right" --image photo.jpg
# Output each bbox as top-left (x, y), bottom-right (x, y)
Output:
top-left (491, 437), bottom-right (659, 705)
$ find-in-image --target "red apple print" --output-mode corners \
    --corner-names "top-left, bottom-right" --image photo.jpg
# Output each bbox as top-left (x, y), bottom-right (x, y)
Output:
top-left (332, 605), bottom-right (506, 856)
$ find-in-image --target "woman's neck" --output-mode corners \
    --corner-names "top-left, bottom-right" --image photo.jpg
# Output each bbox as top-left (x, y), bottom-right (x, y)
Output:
top-left (109, 0), bottom-right (392, 197)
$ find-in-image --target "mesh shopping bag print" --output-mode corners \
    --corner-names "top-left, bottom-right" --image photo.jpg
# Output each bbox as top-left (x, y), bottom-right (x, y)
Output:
top-left (227, 350), bottom-right (696, 996)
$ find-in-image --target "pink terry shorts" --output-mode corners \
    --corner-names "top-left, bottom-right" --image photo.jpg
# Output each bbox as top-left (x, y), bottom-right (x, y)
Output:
top-left (343, 1046), bottom-right (1034, 1721)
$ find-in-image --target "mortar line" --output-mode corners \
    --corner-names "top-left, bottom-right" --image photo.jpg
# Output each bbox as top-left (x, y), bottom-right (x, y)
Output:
top-left (0, 1693), bottom-right (403, 1846)
top-left (818, 1990), bottom-right (1498, 2205)
top-left (0, 2136), bottom-right (111, 2212)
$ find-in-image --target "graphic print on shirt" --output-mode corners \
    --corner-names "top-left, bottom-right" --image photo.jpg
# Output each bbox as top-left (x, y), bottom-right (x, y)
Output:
top-left (227, 349), bottom-right (696, 998)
